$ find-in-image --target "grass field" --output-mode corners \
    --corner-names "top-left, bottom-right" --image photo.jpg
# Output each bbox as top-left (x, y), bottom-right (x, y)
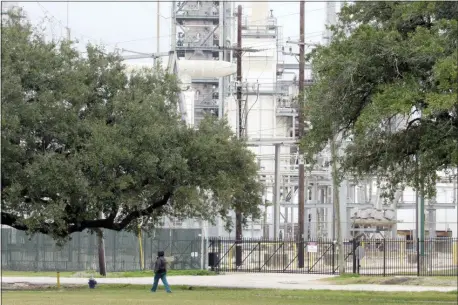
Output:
top-left (1, 269), bottom-right (216, 277)
top-left (2, 285), bottom-right (458, 305)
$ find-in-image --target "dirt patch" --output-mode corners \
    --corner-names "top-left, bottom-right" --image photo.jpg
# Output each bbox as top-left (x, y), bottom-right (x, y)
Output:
top-left (2, 282), bottom-right (81, 291)
top-left (382, 277), bottom-right (411, 285)
top-left (321, 276), bottom-right (458, 287)
top-left (2, 282), bottom-right (53, 291)
top-left (396, 277), bottom-right (458, 287)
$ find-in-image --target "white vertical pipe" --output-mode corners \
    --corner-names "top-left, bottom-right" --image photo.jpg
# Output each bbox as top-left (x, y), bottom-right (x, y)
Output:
top-left (274, 144), bottom-right (281, 239)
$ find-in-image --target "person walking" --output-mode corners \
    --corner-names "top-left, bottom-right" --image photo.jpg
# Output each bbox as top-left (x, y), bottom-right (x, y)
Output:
top-left (151, 251), bottom-right (172, 293)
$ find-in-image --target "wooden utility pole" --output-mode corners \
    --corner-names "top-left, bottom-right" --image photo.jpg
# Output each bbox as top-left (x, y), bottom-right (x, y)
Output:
top-left (297, 0), bottom-right (306, 269)
top-left (235, 4), bottom-right (243, 267)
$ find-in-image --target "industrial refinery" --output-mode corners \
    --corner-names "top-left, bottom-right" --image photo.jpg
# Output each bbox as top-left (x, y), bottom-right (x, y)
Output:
top-left (117, 1), bottom-right (458, 242)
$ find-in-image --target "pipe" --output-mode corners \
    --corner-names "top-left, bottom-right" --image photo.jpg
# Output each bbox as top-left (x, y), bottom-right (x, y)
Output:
top-left (274, 144), bottom-right (281, 239)
top-left (218, 0), bottom-right (225, 119)
top-left (235, 4), bottom-right (243, 268)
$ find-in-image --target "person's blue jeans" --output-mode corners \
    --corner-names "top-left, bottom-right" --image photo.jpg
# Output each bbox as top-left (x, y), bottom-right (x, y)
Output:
top-left (151, 272), bottom-right (171, 293)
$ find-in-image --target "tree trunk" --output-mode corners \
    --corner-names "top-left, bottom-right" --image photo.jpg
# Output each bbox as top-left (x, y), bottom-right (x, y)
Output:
top-left (137, 225), bottom-right (145, 270)
top-left (97, 228), bottom-right (107, 276)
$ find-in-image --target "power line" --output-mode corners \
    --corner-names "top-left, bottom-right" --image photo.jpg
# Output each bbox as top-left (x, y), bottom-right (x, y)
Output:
top-left (33, 3), bottom-right (327, 56)
top-left (35, 2), bottom-right (101, 46)
top-left (115, 7), bottom-right (327, 47)
top-left (106, 30), bottom-right (324, 51)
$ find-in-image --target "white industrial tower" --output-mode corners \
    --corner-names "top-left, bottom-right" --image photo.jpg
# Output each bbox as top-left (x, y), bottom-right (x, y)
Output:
top-left (171, 1), bottom-right (236, 126)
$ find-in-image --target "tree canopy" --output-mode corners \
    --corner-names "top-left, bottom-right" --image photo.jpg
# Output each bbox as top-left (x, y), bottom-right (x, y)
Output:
top-left (1, 11), bottom-right (262, 241)
top-left (302, 2), bottom-right (458, 198)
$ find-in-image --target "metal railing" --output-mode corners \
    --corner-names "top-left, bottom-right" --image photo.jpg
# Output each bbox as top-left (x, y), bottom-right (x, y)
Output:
top-left (208, 237), bottom-right (458, 276)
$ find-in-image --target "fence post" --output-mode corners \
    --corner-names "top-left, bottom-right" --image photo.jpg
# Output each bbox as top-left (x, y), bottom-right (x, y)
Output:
top-left (352, 239), bottom-right (357, 274)
top-left (35, 234), bottom-right (40, 272)
top-left (258, 241), bottom-right (261, 272)
top-left (204, 238), bottom-right (208, 270)
top-left (383, 239), bottom-right (386, 277)
top-left (453, 239), bottom-right (458, 267)
top-left (332, 242), bottom-right (335, 274)
top-left (217, 238), bottom-right (222, 273)
top-left (200, 236), bottom-right (204, 270)
top-left (209, 238), bottom-right (214, 272)
top-left (416, 237), bottom-right (420, 276)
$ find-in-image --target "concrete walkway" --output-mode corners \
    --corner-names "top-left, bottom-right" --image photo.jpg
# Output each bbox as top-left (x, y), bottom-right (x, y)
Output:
top-left (2, 273), bottom-right (455, 292)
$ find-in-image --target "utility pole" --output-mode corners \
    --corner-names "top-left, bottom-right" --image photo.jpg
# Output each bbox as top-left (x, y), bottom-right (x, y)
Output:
top-left (297, 0), bottom-right (306, 269)
top-left (235, 4), bottom-right (243, 268)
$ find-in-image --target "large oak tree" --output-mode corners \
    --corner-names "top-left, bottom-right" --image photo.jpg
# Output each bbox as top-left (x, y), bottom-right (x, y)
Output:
top-left (302, 2), bottom-right (458, 198)
top-left (1, 11), bottom-right (262, 241)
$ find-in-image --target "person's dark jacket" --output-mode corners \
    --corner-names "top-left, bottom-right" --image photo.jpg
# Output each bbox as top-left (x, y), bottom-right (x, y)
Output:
top-left (154, 251), bottom-right (167, 274)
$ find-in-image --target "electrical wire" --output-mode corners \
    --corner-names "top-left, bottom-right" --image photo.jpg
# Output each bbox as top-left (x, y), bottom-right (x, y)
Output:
top-left (117, 31), bottom-right (323, 52)
top-left (34, 3), bottom-right (70, 36)
top-left (244, 82), bottom-right (260, 126)
top-left (34, 3), bottom-right (328, 56)
top-left (34, 3), bottom-right (168, 53)
top-left (113, 6), bottom-right (328, 52)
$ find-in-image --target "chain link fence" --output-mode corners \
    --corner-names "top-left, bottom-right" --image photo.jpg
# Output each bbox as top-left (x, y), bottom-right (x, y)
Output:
top-left (1, 227), bottom-right (204, 272)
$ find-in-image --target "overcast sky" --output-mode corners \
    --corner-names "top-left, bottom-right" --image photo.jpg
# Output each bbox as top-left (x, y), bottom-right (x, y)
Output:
top-left (11, 1), bottom-right (341, 65)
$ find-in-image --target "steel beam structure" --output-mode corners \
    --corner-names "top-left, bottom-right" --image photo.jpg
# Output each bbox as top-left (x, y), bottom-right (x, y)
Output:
top-left (172, 1), bottom-right (233, 125)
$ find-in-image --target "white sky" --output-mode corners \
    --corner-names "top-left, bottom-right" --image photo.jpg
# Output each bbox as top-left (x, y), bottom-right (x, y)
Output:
top-left (11, 1), bottom-right (341, 65)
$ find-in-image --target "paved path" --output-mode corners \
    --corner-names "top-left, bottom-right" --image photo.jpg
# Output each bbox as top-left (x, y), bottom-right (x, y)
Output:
top-left (2, 273), bottom-right (455, 292)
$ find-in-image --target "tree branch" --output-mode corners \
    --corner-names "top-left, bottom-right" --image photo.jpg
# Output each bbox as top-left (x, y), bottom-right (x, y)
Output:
top-left (1, 192), bottom-right (173, 236)
top-left (1, 212), bottom-right (59, 235)
top-left (116, 192), bottom-right (172, 230)
top-left (406, 117), bottom-right (421, 130)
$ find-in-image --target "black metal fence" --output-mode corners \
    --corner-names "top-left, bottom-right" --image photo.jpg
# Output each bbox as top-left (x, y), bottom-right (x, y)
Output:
top-left (208, 238), bottom-right (458, 276)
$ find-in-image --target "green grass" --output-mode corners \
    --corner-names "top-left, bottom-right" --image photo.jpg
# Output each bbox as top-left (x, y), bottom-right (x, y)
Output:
top-left (2, 269), bottom-right (217, 278)
top-left (2, 285), bottom-right (457, 305)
